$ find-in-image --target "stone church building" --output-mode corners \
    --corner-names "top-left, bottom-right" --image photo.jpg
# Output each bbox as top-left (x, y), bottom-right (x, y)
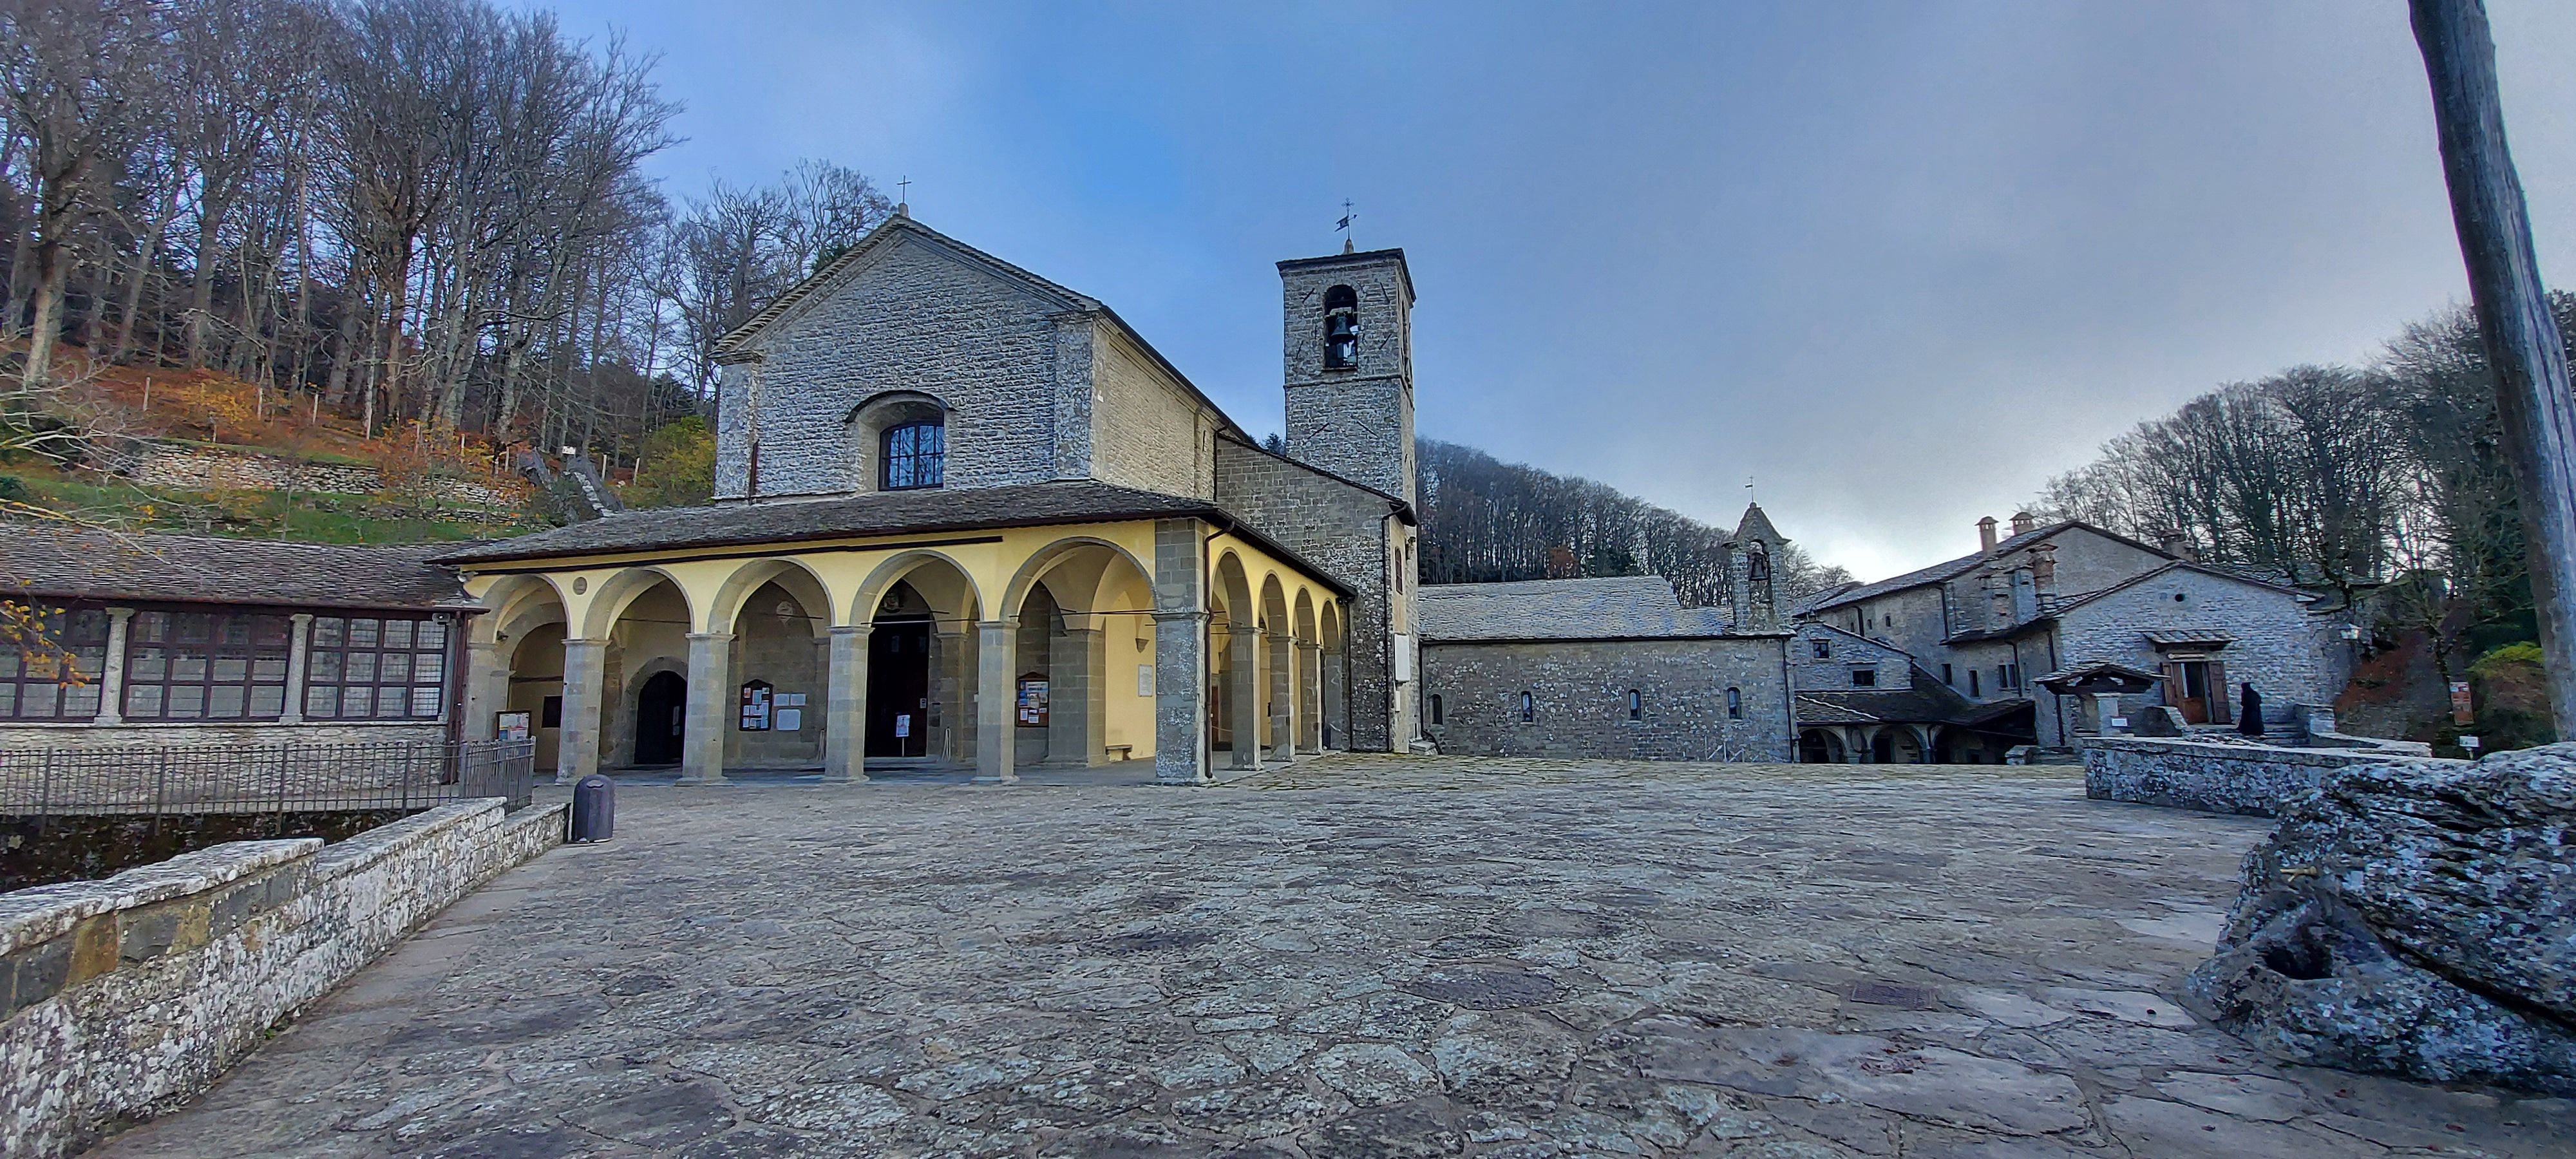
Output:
top-left (435, 212), bottom-right (1424, 786)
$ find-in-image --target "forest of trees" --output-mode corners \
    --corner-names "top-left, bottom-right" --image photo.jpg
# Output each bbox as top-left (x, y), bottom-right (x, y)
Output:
top-left (2035, 295), bottom-right (2573, 663)
top-left (1416, 438), bottom-right (1851, 609)
top-left (0, 0), bottom-right (891, 472)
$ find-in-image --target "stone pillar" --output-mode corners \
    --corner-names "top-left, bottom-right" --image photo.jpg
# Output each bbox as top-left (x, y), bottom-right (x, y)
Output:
top-left (279, 612), bottom-right (314, 725)
top-left (1050, 626), bottom-right (1101, 767)
top-left (557, 638), bottom-right (608, 784)
top-left (88, 607), bottom-right (135, 725)
top-left (1298, 641), bottom-right (1323, 752)
top-left (937, 628), bottom-right (969, 763)
top-left (1320, 646), bottom-right (1345, 749)
top-left (678, 631), bottom-right (733, 785)
top-left (1151, 519), bottom-right (1209, 786)
top-left (822, 625), bottom-right (870, 782)
top-left (1844, 726), bottom-right (1868, 765)
top-left (1227, 623), bottom-right (1262, 771)
top-left (975, 620), bottom-right (1016, 783)
top-left (461, 639), bottom-right (508, 739)
top-left (1266, 630), bottom-right (1295, 763)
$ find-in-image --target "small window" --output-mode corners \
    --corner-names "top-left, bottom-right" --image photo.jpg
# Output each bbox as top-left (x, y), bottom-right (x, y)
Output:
top-left (1519, 691), bottom-right (1534, 722)
top-left (1811, 638), bottom-right (1832, 659)
top-left (1627, 689), bottom-right (1642, 721)
top-left (1942, 663), bottom-right (1955, 685)
top-left (1850, 667), bottom-right (1877, 688)
top-left (1323, 285), bottom-right (1359, 369)
top-left (1725, 686), bottom-right (1743, 719)
top-left (881, 419), bottom-right (945, 490)
top-left (1969, 669), bottom-right (1982, 696)
top-left (2174, 592), bottom-right (2187, 602)
top-left (1882, 613), bottom-right (1895, 627)
top-left (1428, 694), bottom-right (1443, 725)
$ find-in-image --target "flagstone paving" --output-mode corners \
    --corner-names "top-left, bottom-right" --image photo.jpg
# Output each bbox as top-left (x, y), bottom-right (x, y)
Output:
top-left (90, 756), bottom-right (2574, 1158)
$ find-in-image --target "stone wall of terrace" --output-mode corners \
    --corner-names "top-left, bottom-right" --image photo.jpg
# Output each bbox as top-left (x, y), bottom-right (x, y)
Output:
top-left (0, 796), bottom-right (565, 1158)
top-left (2083, 734), bottom-right (2456, 817)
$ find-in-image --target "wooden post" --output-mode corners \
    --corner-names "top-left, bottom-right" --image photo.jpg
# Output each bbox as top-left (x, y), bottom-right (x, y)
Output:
top-left (2412, 0), bottom-right (2576, 734)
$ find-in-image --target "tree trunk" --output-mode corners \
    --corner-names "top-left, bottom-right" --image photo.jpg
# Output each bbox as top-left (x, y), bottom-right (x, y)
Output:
top-left (2412, 0), bottom-right (2576, 733)
top-left (185, 203), bottom-right (228, 367)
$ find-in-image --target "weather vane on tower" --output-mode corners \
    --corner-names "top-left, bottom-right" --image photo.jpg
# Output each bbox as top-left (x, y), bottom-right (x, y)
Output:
top-left (1336, 199), bottom-right (1357, 253)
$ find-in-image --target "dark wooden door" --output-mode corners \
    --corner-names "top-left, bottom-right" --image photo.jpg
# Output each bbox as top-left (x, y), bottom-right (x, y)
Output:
top-left (867, 622), bottom-right (931, 758)
top-left (2176, 661), bottom-right (2214, 724)
top-left (634, 672), bottom-right (686, 765)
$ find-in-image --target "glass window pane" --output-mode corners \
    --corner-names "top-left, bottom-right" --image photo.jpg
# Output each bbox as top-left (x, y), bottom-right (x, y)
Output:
top-left (249, 684), bottom-right (284, 717)
top-left (213, 656), bottom-right (248, 683)
top-left (135, 611), bottom-right (169, 643)
top-left (24, 653), bottom-right (57, 680)
top-left (173, 654), bottom-right (208, 683)
top-left (412, 687), bottom-right (442, 717)
top-left (312, 617), bottom-right (345, 648)
top-left (342, 686), bottom-right (374, 717)
top-left (251, 656), bottom-right (287, 682)
top-left (167, 685), bottom-right (204, 719)
top-left (0, 654), bottom-right (18, 679)
top-left (130, 646), bottom-right (166, 681)
top-left (379, 654), bottom-right (411, 684)
top-left (414, 654), bottom-right (444, 683)
top-left (176, 615), bottom-right (211, 645)
top-left (350, 619), bottom-right (380, 648)
top-left (0, 684), bottom-right (15, 717)
top-left (347, 654), bottom-right (377, 683)
top-left (308, 651), bottom-right (341, 683)
top-left (379, 691), bottom-right (410, 718)
top-left (416, 620), bottom-right (448, 649)
top-left (209, 684), bottom-right (245, 718)
top-left (63, 683), bottom-right (99, 717)
top-left (217, 617), bottom-right (250, 647)
top-left (383, 619), bottom-right (413, 649)
top-left (128, 684), bottom-right (162, 717)
top-left (305, 685), bottom-right (336, 717)
top-left (72, 646), bottom-right (106, 679)
top-left (252, 616), bottom-right (290, 647)
top-left (24, 683), bottom-right (57, 717)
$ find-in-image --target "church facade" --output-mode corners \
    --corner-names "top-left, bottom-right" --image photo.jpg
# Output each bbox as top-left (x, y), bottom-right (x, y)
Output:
top-left (437, 214), bottom-right (1422, 786)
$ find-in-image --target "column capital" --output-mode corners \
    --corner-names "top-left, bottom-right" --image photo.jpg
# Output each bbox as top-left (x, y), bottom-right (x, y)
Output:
top-left (289, 610), bottom-right (314, 624)
top-left (1151, 610), bottom-right (1209, 626)
top-left (107, 605), bottom-right (137, 623)
top-left (829, 621), bottom-right (873, 637)
top-left (685, 630), bottom-right (735, 643)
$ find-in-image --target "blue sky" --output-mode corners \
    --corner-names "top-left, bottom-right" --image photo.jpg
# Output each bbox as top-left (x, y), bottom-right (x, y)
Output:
top-left (540, 1), bottom-right (2576, 580)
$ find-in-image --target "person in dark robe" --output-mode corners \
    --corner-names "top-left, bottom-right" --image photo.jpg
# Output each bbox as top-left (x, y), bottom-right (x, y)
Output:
top-left (2237, 683), bottom-right (2264, 736)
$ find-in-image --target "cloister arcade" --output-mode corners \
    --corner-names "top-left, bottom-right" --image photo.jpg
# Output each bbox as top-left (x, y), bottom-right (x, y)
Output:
top-left (1794, 722), bottom-right (2018, 764)
top-left (457, 521), bottom-right (1349, 786)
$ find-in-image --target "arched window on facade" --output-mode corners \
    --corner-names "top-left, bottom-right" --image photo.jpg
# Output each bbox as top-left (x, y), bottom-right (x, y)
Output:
top-left (1519, 691), bottom-right (1535, 722)
top-left (1627, 689), bottom-right (1642, 721)
top-left (881, 419), bottom-right (945, 490)
top-left (1323, 285), bottom-right (1359, 369)
top-left (1726, 686), bottom-right (1743, 719)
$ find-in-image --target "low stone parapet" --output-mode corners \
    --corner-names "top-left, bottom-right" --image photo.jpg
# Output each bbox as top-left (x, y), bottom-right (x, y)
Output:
top-left (0, 797), bottom-right (565, 1158)
top-left (2083, 735), bottom-right (2459, 816)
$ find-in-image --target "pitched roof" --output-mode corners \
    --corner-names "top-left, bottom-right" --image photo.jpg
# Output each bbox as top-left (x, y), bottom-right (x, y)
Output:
top-left (1418, 576), bottom-right (1732, 642)
top-left (1799, 521), bottom-right (2174, 616)
top-left (435, 480), bottom-right (1227, 567)
top-left (1, 524), bottom-right (467, 610)
top-left (1795, 662), bottom-right (1980, 726)
top-left (1729, 502), bottom-right (1783, 546)
top-left (2047, 560), bottom-right (2313, 616)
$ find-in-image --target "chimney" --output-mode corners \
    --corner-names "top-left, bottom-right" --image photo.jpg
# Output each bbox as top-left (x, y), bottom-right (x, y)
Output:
top-left (2159, 529), bottom-right (2196, 561)
top-left (2010, 511), bottom-right (2037, 538)
top-left (1978, 516), bottom-right (1999, 557)
top-left (2031, 542), bottom-right (2060, 601)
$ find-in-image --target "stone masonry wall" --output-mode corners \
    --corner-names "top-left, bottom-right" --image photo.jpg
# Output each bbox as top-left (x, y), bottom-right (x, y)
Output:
top-left (1213, 440), bottom-right (1401, 751)
top-left (1089, 325), bottom-right (1216, 500)
top-left (127, 447), bottom-right (518, 512)
top-left (2055, 569), bottom-right (2348, 728)
top-left (1423, 637), bottom-right (1791, 762)
top-left (0, 721), bottom-right (447, 753)
top-left (0, 797), bottom-right (565, 1158)
top-left (2083, 735), bottom-right (2456, 817)
top-left (1788, 624), bottom-right (1911, 693)
top-left (717, 234), bottom-right (1071, 500)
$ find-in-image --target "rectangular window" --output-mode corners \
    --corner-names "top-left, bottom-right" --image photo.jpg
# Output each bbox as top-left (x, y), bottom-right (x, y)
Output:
top-left (303, 614), bottom-right (450, 721)
top-left (1428, 694), bottom-right (1443, 725)
top-left (1810, 639), bottom-right (1832, 659)
top-left (124, 610), bottom-right (291, 721)
top-left (0, 605), bottom-right (111, 721)
top-left (1998, 663), bottom-right (2020, 692)
top-left (1627, 689), bottom-right (1642, 721)
top-left (1942, 663), bottom-right (1955, 686)
top-left (1850, 666), bottom-right (1877, 688)
top-left (1969, 669), bottom-right (1982, 697)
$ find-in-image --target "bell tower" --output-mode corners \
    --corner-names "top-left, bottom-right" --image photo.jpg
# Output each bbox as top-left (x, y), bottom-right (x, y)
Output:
top-left (1278, 247), bottom-right (1416, 504)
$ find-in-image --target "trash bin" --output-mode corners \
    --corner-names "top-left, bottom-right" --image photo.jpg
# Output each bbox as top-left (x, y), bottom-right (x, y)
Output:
top-left (571, 775), bottom-right (614, 843)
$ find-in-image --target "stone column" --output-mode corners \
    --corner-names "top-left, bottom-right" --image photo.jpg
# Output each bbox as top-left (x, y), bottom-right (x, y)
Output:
top-left (1320, 646), bottom-right (1345, 750)
top-left (1150, 520), bottom-right (1209, 786)
top-left (1227, 624), bottom-right (1262, 771)
top-left (1298, 641), bottom-right (1323, 752)
top-left (278, 612), bottom-right (314, 725)
top-left (461, 639), bottom-right (507, 739)
top-left (556, 639), bottom-right (608, 784)
top-left (1267, 630), bottom-right (1295, 763)
top-left (1844, 726), bottom-right (1868, 765)
top-left (93, 607), bottom-right (135, 725)
top-left (937, 628), bottom-right (969, 763)
top-left (678, 632), bottom-right (734, 785)
top-left (822, 625), bottom-right (869, 782)
top-left (975, 620), bottom-right (1016, 783)
top-left (1049, 625), bottom-right (1101, 767)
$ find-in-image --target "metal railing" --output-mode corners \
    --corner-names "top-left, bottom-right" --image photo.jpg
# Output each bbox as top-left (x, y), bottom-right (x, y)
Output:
top-left (0, 739), bottom-right (536, 819)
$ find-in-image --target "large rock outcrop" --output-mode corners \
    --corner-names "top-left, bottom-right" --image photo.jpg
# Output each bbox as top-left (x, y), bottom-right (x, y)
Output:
top-left (2184, 743), bottom-right (2576, 1093)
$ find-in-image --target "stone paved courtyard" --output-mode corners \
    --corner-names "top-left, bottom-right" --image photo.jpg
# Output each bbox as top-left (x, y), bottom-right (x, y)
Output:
top-left (91, 757), bottom-right (2574, 1158)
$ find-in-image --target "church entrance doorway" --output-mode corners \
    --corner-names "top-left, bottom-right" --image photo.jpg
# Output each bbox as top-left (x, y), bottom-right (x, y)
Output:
top-left (867, 621), bottom-right (932, 757)
top-left (634, 671), bottom-right (687, 765)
